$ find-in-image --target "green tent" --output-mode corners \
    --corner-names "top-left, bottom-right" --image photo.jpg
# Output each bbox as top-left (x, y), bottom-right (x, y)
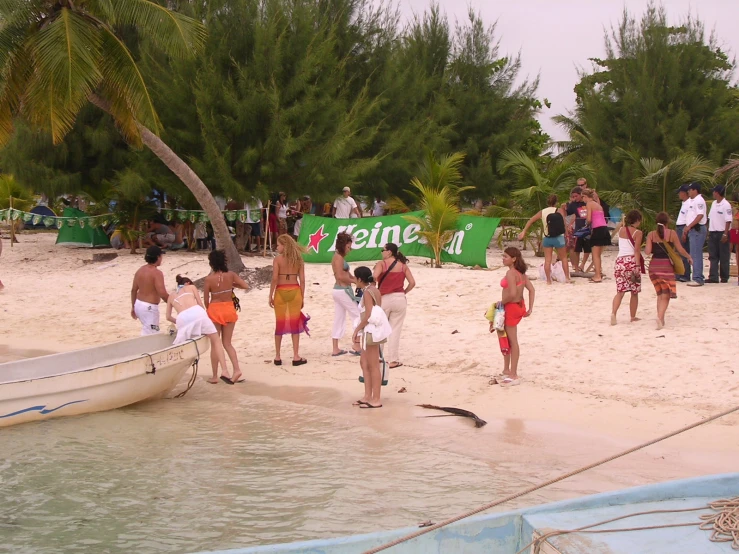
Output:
top-left (55, 207), bottom-right (111, 248)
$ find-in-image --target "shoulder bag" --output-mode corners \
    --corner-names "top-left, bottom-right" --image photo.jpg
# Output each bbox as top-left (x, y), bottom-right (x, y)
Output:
top-left (624, 226), bottom-right (645, 274)
top-left (661, 232), bottom-right (685, 275)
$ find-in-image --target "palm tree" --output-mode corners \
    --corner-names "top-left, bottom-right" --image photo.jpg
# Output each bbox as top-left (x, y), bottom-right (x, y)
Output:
top-left (399, 151), bottom-right (473, 268)
top-left (490, 149), bottom-right (595, 252)
top-left (0, 0), bottom-right (244, 271)
top-left (602, 148), bottom-right (716, 222)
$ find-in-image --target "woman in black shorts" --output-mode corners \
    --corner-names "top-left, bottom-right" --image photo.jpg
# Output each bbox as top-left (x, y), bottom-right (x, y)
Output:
top-left (583, 190), bottom-right (611, 282)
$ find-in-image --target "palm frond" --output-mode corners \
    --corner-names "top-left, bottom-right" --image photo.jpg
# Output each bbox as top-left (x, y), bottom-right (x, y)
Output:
top-left (106, 0), bottom-right (207, 58)
top-left (97, 26), bottom-right (161, 140)
top-left (496, 149), bottom-right (544, 188)
top-left (716, 156), bottom-right (739, 186)
top-left (0, 45), bottom-right (33, 145)
top-left (24, 8), bottom-right (102, 144)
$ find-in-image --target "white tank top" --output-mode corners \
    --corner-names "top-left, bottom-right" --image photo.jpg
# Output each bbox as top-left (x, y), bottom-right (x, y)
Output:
top-left (618, 236), bottom-right (635, 257)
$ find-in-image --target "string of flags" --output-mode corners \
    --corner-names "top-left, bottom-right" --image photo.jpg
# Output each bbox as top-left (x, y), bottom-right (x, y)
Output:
top-left (0, 208), bottom-right (115, 229)
top-left (0, 207), bottom-right (261, 229)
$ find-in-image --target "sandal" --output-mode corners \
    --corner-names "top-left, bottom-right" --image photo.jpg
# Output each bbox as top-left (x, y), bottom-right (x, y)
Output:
top-left (499, 377), bottom-right (520, 387)
top-left (389, 362), bottom-right (403, 368)
top-left (331, 350), bottom-right (347, 357)
top-left (292, 358), bottom-right (307, 366)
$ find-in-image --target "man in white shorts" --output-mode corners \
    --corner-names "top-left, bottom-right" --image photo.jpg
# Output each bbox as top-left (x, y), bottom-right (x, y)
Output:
top-left (131, 246), bottom-right (169, 335)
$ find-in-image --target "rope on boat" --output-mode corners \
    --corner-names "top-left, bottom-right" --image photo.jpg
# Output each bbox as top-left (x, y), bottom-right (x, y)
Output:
top-left (174, 339), bottom-right (200, 399)
top-left (143, 353), bottom-right (156, 374)
top-left (361, 403), bottom-right (739, 554)
top-left (515, 499), bottom-right (739, 554)
top-left (700, 497), bottom-right (739, 549)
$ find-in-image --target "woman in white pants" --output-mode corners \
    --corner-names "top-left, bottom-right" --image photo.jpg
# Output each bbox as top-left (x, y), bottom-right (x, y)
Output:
top-left (372, 243), bottom-right (415, 368)
top-left (331, 232), bottom-right (360, 356)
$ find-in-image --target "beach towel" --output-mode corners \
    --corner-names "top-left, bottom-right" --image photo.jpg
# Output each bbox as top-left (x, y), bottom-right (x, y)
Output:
top-left (273, 284), bottom-right (310, 336)
top-left (207, 301), bottom-right (239, 326)
top-left (353, 305), bottom-right (393, 343)
top-left (134, 299), bottom-right (160, 335)
top-left (174, 305), bottom-right (216, 344)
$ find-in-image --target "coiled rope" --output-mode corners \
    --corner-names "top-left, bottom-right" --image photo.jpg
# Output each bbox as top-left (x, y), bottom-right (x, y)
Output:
top-left (174, 339), bottom-right (200, 398)
top-left (362, 403), bottom-right (739, 554)
top-left (516, 498), bottom-right (739, 553)
top-left (701, 497), bottom-right (739, 549)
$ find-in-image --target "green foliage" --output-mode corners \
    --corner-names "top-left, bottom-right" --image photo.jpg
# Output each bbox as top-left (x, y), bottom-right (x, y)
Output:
top-left (557, 3), bottom-right (739, 190)
top-left (716, 155), bottom-right (739, 189)
top-left (0, 174), bottom-right (33, 211)
top-left (0, 0), bottom-right (206, 147)
top-left (488, 150), bottom-right (594, 251)
top-left (401, 151), bottom-right (473, 267)
top-left (600, 149), bottom-right (716, 225)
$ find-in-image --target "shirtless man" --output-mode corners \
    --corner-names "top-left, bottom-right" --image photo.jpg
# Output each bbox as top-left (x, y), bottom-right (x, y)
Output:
top-left (131, 246), bottom-right (169, 335)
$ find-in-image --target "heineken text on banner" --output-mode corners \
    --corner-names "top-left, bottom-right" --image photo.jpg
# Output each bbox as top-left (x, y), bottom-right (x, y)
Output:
top-left (298, 212), bottom-right (500, 267)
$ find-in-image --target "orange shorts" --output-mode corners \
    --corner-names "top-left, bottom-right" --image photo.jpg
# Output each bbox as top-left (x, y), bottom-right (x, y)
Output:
top-left (504, 301), bottom-right (526, 327)
top-left (207, 301), bottom-right (239, 326)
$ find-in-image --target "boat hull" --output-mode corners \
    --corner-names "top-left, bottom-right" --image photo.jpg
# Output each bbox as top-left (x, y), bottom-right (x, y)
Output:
top-left (189, 472), bottom-right (739, 553)
top-left (0, 334), bottom-right (209, 427)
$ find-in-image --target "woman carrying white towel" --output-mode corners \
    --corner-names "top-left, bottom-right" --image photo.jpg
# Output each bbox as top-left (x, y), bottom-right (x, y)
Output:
top-left (351, 266), bottom-right (391, 409)
top-left (165, 275), bottom-right (232, 385)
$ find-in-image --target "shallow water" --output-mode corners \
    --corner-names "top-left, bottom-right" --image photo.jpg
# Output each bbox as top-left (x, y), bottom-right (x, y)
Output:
top-left (0, 368), bottom-right (629, 554)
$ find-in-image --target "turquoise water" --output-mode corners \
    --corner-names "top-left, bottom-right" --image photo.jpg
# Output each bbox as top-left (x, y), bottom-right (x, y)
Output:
top-left (0, 381), bottom-right (584, 554)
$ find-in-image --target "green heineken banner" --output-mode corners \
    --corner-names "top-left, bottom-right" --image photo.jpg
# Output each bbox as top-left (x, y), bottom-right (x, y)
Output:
top-left (297, 212), bottom-right (500, 268)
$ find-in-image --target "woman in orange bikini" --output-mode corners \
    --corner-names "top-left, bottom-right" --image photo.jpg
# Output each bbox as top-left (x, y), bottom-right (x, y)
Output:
top-left (204, 250), bottom-right (249, 383)
top-left (492, 247), bottom-right (535, 387)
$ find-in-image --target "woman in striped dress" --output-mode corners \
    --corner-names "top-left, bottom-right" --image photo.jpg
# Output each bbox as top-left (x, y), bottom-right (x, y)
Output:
top-left (645, 212), bottom-right (691, 330)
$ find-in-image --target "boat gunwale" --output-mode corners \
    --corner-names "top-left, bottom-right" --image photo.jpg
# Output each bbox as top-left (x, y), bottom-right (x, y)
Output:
top-left (0, 335), bottom-right (206, 386)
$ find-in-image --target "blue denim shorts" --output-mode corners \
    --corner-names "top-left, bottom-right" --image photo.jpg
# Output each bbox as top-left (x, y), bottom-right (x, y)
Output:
top-left (542, 235), bottom-right (566, 248)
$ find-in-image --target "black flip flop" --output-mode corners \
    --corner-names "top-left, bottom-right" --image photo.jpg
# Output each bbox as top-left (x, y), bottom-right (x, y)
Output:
top-left (274, 359), bottom-right (282, 366)
top-left (220, 375), bottom-right (234, 385)
top-left (359, 403), bottom-right (382, 409)
top-left (292, 358), bottom-right (307, 366)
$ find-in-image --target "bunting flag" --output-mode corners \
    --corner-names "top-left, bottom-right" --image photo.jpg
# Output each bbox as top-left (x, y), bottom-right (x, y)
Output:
top-left (4, 207), bottom-right (259, 229)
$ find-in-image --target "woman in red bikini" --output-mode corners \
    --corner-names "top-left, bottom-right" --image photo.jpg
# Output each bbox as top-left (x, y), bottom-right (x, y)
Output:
top-left (491, 247), bottom-right (535, 387)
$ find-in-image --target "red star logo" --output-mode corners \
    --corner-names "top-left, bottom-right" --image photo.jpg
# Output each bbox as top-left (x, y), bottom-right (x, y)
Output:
top-left (307, 225), bottom-right (329, 253)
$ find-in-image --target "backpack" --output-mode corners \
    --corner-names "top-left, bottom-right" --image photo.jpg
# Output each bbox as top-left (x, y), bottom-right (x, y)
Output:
top-left (545, 211), bottom-right (565, 237)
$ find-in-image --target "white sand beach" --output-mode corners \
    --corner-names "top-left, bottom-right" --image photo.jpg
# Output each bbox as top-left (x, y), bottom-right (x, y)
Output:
top-left (2, 232), bottom-right (738, 492)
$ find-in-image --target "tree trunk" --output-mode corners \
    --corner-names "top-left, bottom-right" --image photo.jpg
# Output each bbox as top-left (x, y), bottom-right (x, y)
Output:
top-left (89, 95), bottom-right (245, 273)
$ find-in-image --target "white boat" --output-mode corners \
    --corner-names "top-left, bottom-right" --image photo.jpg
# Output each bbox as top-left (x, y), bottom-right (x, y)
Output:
top-left (0, 334), bottom-right (209, 427)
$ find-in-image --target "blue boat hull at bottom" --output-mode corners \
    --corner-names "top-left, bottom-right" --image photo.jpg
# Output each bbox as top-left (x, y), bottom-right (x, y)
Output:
top-left (192, 473), bottom-right (739, 554)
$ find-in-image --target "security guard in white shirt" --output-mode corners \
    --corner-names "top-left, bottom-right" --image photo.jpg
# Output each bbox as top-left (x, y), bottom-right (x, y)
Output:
top-left (675, 184), bottom-right (692, 282)
top-left (707, 185), bottom-right (733, 283)
top-left (682, 182), bottom-right (708, 286)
